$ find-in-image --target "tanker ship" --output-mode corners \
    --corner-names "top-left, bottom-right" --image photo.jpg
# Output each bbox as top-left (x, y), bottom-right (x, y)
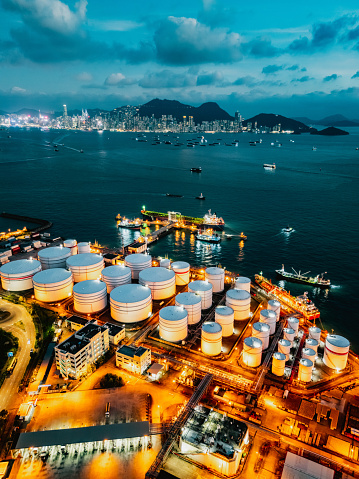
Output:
top-left (275, 265), bottom-right (331, 288)
top-left (141, 209), bottom-right (225, 230)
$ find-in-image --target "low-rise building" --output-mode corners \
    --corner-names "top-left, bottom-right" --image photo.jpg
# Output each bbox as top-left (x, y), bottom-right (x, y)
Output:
top-left (66, 315), bottom-right (92, 331)
top-left (55, 323), bottom-right (110, 379)
top-left (116, 345), bottom-right (151, 375)
top-left (104, 323), bottom-right (125, 345)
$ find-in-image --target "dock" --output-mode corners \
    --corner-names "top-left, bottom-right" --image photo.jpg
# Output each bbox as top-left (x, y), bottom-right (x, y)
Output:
top-left (124, 221), bottom-right (176, 253)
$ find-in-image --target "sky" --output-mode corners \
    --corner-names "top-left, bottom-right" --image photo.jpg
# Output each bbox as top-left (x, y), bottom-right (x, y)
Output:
top-left (1, 0), bottom-right (359, 118)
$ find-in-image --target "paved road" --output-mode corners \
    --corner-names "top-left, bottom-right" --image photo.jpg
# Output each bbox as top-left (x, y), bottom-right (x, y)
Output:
top-left (0, 299), bottom-right (36, 411)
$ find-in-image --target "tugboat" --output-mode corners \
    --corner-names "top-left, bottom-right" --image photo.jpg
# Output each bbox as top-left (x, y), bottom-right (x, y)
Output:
top-left (166, 193), bottom-right (183, 198)
top-left (117, 217), bottom-right (141, 230)
top-left (196, 229), bottom-right (221, 244)
top-left (282, 225), bottom-right (293, 233)
top-left (263, 163), bottom-right (276, 169)
top-left (275, 265), bottom-right (331, 288)
top-left (239, 232), bottom-right (247, 241)
top-left (196, 193), bottom-right (205, 200)
top-left (202, 210), bottom-right (225, 231)
top-left (191, 167), bottom-right (202, 172)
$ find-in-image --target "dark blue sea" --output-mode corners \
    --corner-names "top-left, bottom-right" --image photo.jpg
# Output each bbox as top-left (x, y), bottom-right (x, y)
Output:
top-left (0, 128), bottom-right (358, 350)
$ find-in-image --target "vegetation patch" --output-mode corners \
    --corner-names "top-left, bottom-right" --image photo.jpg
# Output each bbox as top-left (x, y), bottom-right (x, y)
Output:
top-left (99, 373), bottom-right (124, 389)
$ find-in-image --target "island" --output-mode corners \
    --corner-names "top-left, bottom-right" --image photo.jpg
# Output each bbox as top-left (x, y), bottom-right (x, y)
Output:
top-left (310, 126), bottom-right (349, 136)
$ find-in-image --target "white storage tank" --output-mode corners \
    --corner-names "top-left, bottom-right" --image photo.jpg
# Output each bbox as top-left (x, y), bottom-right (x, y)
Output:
top-left (283, 328), bottom-right (295, 343)
top-left (73, 280), bottom-right (107, 314)
top-left (226, 289), bottom-right (251, 320)
top-left (110, 284), bottom-right (152, 323)
top-left (205, 267), bottom-right (225, 293)
top-left (33, 268), bottom-right (73, 302)
top-left (323, 335), bottom-right (350, 370)
top-left (234, 276), bottom-right (251, 292)
top-left (38, 246), bottom-right (71, 270)
top-left (160, 258), bottom-right (171, 269)
top-left (308, 326), bottom-right (321, 342)
top-left (259, 309), bottom-right (277, 335)
top-left (101, 265), bottom-right (131, 293)
top-left (171, 261), bottom-right (190, 285)
top-left (302, 347), bottom-right (316, 362)
top-left (0, 259), bottom-right (41, 291)
top-left (66, 253), bottom-right (104, 282)
top-left (298, 358), bottom-right (313, 382)
top-left (159, 306), bottom-right (188, 342)
top-left (77, 242), bottom-right (91, 254)
top-left (268, 299), bottom-right (281, 321)
top-left (305, 338), bottom-right (319, 354)
top-left (188, 280), bottom-right (213, 309)
top-left (252, 322), bottom-right (270, 350)
top-left (63, 239), bottom-right (78, 255)
top-left (272, 352), bottom-right (286, 376)
top-left (175, 292), bottom-right (202, 325)
top-left (125, 253), bottom-right (152, 280)
top-left (201, 322), bottom-right (222, 356)
top-left (287, 317), bottom-right (300, 336)
top-left (215, 306), bottom-right (234, 337)
top-left (243, 337), bottom-right (262, 368)
top-left (278, 339), bottom-right (291, 360)
top-left (139, 267), bottom-right (176, 300)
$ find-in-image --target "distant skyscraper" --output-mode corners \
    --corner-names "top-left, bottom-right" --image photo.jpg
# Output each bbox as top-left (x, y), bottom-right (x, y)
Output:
top-left (63, 104), bottom-right (67, 117)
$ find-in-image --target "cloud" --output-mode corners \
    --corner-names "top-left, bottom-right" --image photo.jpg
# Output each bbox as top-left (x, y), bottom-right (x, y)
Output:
top-left (153, 16), bottom-right (242, 65)
top-left (323, 74), bottom-right (340, 82)
top-left (89, 20), bottom-right (144, 32)
top-left (352, 71), bottom-right (359, 79)
top-left (232, 76), bottom-right (257, 86)
top-left (10, 86), bottom-right (27, 94)
top-left (104, 73), bottom-right (137, 87)
top-left (138, 70), bottom-right (197, 88)
top-left (242, 38), bottom-right (280, 57)
top-left (196, 71), bottom-right (224, 86)
top-left (286, 64), bottom-right (299, 71)
top-left (262, 64), bottom-right (284, 75)
top-left (76, 72), bottom-right (93, 82)
top-left (197, 0), bottom-right (237, 28)
top-left (291, 76), bottom-right (313, 83)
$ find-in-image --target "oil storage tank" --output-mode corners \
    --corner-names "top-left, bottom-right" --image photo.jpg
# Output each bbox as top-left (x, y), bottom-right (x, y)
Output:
top-left (171, 261), bottom-right (190, 285)
top-left (0, 259), bottom-right (41, 291)
top-left (101, 265), bottom-right (131, 293)
top-left (38, 246), bottom-right (71, 270)
top-left (159, 306), bottom-right (188, 342)
top-left (252, 322), bottom-right (270, 350)
top-left (188, 280), bottom-right (213, 309)
top-left (305, 338), bottom-right (319, 354)
top-left (66, 253), bottom-right (104, 282)
top-left (298, 358), bottom-right (313, 382)
top-left (259, 309), bottom-right (277, 334)
top-left (33, 268), bottom-right (73, 302)
top-left (77, 242), bottom-right (91, 254)
top-left (268, 299), bottom-right (281, 321)
top-left (283, 328), bottom-right (295, 343)
top-left (215, 306), bottom-right (234, 337)
top-left (125, 253), bottom-right (152, 280)
top-left (226, 289), bottom-right (250, 320)
top-left (139, 267), bottom-right (176, 300)
top-left (201, 322), bottom-right (222, 356)
top-left (302, 347), bottom-right (316, 362)
top-left (110, 284), bottom-right (152, 323)
top-left (272, 352), bottom-right (286, 376)
top-left (243, 337), bottom-right (262, 368)
top-left (205, 267), bottom-right (224, 293)
top-left (63, 239), bottom-right (78, 255)
top-left (234, 276), bottom-right (251, 292)
top-left (160, 258), bottom-right (170, 269)
top-left (287, 317), bottom-right (300, 336)
top-left (323, 334), bottom-right (350, 370)
top-left (73, 280), bottom-right (107, 313)
top-left (175, 292), bottom-right (202, 325)
top-left (278, 339), bottom-right (291, 360)
top-left (308, 326), bottom-right (321, 341)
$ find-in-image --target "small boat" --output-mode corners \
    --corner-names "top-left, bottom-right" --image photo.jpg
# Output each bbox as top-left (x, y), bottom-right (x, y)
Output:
top-left (191, 167), bottom-right (202, 172)
top-left (282, 225), bottom-right (293, 233)
top-left (196, 193), bottom-right (205, 200)
top-left (196, 229), bottom-right (221, 244)
top-left (54, 148), bottom-right (59, 152)
top-left (80, 149), bottom-right (84, 153)
top-left (118, 217), bottom-right (141, 230)
top-left (187, 144), bottom-right (195, 148)
top-left (312, 146), bottom-right (317, 151)
top-left (263, 163), bottom-right (276, 169)
top-left (164, 141), bottom-right (172, 145)
top-left (225, 235), bottom-right (233, 240)
top-left (239, 232), bottom-right (247, 241)
top-left (249, 141), bottom-right (256, 146)
top-left (166, 193), bottom-right (183, 198)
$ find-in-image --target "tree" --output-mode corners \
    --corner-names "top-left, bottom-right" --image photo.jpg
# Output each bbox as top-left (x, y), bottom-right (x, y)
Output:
top-left (99, 373), bottom-right (124, 389)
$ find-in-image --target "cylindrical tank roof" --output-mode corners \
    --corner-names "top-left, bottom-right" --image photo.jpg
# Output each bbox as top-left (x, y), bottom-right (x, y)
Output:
top-left (284, 328), bottom-right (295, 334)
top-left (253, 322), bottom-right (270, 332)
top-left (188, 280), bottom-right (213, 291)
top-left (77, 242), bottom-right (90, 246)
top-left (326, 334), bottom-right (350, 348)
top-left (110, 284), bottom-right (151, 303)
top-left (300, 358), bottom-right (313, 367)
top-left (171, 261), bottom-right (190, 269)
top-left (244, 337), bottom-right (262, 349)
top-left (215, 305), bottom-right (234, 316)
top-left (273, 352), bottom-right (286, 361)
top-left (101, 265), bottom-right (131, 278)
top-left (0, 259), bottom-right (41, 275)
top-left (302, 347), bottom-right (316, 356)
top-left (279, 339), bottom-right (291, 347)
top-left (176, 292), bottom-right (201, 306)
top-left (202, 322), bottom-right (222, 334)
top-left (309, 326), bottom-right (321, 333)
top-left (261, 309), bottom-right (277, 319)
top-left (125, 253), bottom-right (151, 264)
top-left (38, 246), bottom-right (71, 258)
top-left (206, 267), bottom-right (224, 275)
top-left (33, 268), bottom-right (72, 284)
top-left (288, 316), bottom-right (299, 323)
top-left (66, 253), bottom-right (103, 267)
top-left (306, 338), bottom-right (319, 346)
top-left (64, 239), bottom-right (77, 246)
top-left (268, 299), bottom-right (280, 308)
top-left (236, 276), bottom-right (251, 284)
top-left (139, 267), bottom-right (175, 282)
top-left (226, 289), bottom-right (250, 300)
top-left (160, 306), bottom-right (188, 321)
top-left (73, 280), bottom-right (106, 294)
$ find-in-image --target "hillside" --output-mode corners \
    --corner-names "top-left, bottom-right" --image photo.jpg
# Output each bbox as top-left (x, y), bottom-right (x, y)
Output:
top-left (243, 113), bottom-right (311, 133)
top-left (310, 126), bottom-right (349, 136)
top-left (293, 114), bottom-right (359, 127)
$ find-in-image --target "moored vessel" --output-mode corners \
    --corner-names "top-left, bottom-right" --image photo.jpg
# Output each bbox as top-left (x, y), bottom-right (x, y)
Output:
top-left (196, 229), bottom-right (221, 244)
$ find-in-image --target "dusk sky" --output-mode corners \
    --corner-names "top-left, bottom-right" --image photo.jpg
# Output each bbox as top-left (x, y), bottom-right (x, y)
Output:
top-left (1, 0), bottom-right (359, 117)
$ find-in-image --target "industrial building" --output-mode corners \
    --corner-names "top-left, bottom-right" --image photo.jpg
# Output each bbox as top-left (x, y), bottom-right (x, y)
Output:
top-left (116, 345), bottom-right (151, 375)
top-left (180, 405), bottom-right (249, 476)
top-left (103, 323), bottom-right (125, 345)
top-left (55, 323), bottom-right (110, 379)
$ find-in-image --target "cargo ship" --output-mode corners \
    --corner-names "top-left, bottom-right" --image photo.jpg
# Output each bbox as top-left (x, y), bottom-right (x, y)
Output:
top-left (141, 209), bottom-right (225, 230)
top-left (275, 265), bottom-right (331, 288)
top-left (196, 229), bottom-right (221, 244)
top-left (254, 273), bottom-right (321, 321)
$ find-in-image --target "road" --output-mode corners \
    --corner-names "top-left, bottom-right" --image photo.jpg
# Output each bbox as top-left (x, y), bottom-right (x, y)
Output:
top-left (0, 299), bottom-right (36, 411)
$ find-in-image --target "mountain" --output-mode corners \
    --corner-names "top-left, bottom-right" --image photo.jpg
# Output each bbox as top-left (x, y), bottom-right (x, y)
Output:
top-left (243, 113), bottom-right (311, 133)
top-left (310, 126), bottom-right (349, 136)
top-left (292, 114), bottom-right (359, 127)
top-left (14, 108), bottom-right (41, 117)
top-left (137, 99), bottom-right (233, 123)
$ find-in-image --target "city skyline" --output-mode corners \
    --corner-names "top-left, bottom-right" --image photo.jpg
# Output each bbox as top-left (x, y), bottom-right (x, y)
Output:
top-left (1, 0), bottom-right (359, 117)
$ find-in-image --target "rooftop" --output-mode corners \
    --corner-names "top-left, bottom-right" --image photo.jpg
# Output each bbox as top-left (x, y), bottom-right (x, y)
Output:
top-left (56, 323), bottom-right (107, 355)
top-left (117, 344), bottom-right (149, 358)
top-left (104, 322), bottom-right (124, 336)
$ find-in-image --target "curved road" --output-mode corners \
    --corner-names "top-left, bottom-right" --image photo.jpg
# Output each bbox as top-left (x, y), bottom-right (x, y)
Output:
top-left (0, 299), bottom-right (36, 411)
